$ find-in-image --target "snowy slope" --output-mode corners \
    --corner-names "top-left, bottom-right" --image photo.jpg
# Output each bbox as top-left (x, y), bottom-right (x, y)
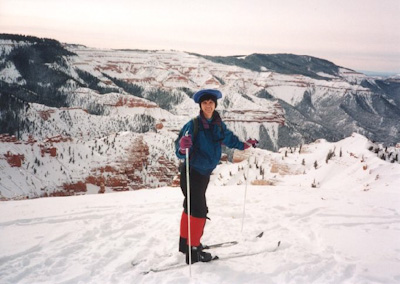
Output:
top-left (0, 130), bottom-right (178, 199)
top-left (1, 134), bottom-right (399, 284)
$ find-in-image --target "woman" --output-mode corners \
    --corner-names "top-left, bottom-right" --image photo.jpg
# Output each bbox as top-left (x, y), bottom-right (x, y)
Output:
top-left (175, 89), bottom-right (258, 264)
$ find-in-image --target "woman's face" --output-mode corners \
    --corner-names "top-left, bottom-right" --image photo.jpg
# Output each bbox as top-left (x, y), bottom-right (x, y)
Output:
top-left (201, 99), bottom-right (216, 119)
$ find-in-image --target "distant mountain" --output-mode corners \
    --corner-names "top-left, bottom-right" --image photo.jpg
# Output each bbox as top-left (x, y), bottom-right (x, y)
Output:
top-left (195, 53), bottom-right (343, 80)
top-left (357, 70), bottom-right (400, 78)
top-left (1, 34), bottom-right (399, 198)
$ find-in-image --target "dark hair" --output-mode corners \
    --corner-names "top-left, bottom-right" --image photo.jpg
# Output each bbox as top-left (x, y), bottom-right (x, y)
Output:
top-left (199, 93), bottom-right (218, 108)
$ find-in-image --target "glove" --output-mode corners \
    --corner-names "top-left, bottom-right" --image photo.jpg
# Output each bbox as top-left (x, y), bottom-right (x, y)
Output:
top-left (179, 135), bottom-right (192, 154)
top-left (244, 138), bottom-right (258, 150)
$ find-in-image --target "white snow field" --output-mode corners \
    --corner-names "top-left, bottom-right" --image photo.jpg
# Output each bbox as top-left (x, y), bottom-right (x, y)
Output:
top-left (1, 134), bottom-right (400, 284)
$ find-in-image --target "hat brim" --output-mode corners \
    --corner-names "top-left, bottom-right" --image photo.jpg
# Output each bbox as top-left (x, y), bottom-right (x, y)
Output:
top-left (193, 89), bottom-right (222, 103)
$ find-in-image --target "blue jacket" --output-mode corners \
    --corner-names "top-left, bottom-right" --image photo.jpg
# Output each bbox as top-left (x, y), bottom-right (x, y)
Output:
top-left (175, 112), bottom-right (245, 175)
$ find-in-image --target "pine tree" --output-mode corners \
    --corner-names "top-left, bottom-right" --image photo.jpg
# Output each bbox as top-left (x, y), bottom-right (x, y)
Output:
top-left (311, 179), bottom-right (317, 188)
top-left (326, 149), bottom-right (335, 163)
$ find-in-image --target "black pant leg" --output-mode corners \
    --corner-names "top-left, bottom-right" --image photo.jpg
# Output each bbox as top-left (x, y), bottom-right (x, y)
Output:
top-left (180, 165), bottom-right (210, 218)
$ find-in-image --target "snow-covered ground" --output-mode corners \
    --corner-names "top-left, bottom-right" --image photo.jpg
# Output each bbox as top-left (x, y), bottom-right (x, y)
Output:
top-left (1, 134), bottom-right (400, 284)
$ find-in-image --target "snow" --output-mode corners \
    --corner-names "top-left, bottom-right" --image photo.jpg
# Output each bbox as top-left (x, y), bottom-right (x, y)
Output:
top-left (0, 61), bottom-right (26, 85)
top-left (0, 128), bottom-right (178, 198)
top-left (266, 84), bottom-right (308, 106)
top-left (1, 134), bottom-right (400, 283)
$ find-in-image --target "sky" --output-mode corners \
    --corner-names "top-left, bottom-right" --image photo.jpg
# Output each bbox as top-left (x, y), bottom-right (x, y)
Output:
top-left (1, 0), bottom-right (399, 73)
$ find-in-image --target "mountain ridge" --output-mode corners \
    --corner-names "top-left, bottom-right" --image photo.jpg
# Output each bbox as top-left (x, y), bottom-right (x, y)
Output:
top-left (1, 34), bottom-right (399, 197)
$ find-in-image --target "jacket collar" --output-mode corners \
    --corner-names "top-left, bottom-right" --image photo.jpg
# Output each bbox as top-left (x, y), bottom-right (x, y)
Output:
top-left (199, 110), bottom-right (222, 129)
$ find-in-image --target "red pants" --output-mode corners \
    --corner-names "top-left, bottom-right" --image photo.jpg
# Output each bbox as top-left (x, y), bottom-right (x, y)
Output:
top-left (180, 211), bottom-right (206, 247)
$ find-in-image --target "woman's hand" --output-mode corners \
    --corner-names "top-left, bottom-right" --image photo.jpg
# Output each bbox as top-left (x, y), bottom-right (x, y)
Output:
top-left (244, 138), bottom-right (258, 149)
top-left (179, 135), bottom-right (193, 154)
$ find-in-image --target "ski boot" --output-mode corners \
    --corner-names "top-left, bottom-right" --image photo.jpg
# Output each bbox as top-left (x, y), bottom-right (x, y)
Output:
top-left (179, 237), bottom-right (204, 254)
top-left (186, 245), bottom-right (212, 264)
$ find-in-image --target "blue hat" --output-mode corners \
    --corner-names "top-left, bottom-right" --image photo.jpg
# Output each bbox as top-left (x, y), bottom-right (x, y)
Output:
top-left (193, 89), bottom-right (222, 103)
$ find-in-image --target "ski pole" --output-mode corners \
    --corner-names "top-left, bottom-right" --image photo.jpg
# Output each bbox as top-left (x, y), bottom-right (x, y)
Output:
top-left (241, 154), bottom-right (250, 232)
top-left (241, 139), bottom-right (258, 232)
top-left (185, 133), bottom-right (192, 276)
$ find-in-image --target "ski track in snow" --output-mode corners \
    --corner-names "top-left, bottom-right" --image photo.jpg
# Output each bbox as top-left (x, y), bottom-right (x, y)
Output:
top-left (1, 180), bottom-right (400, 284)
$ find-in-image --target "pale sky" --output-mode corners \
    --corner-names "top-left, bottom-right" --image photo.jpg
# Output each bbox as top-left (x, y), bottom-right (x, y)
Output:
top-left (1, 0), bottom-right (399, 73)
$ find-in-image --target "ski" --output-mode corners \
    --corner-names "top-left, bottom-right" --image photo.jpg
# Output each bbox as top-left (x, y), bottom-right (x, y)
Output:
top-left (140, 240), bottom-right (280, 275)
top-left (212, 240), bottom-right (280, 261)
top-left (131, 231), bottom-right (263, 267)
top-left (203, 232), bottom-right (264, 249)
top-left (203, 232), bottom-right (263, 250)
top-left (131, 241), bottom-right (239, 267)
top-left (202, 241), bottom-right (238, 249)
